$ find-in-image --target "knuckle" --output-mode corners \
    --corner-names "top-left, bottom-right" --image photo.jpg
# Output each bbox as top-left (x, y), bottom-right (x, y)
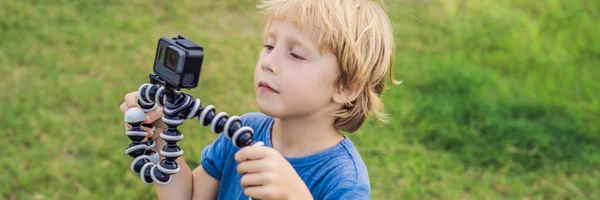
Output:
top-left (126, 100), bottom-right (139, 107)
top-left (124, 92), bottom-right (134, 100)
top-left (126, 92), bottom-right (138, 100)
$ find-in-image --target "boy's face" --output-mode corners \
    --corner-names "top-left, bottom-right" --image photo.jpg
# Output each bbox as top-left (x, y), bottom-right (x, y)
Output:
top-left (254, 19), bottom-right (340, 119)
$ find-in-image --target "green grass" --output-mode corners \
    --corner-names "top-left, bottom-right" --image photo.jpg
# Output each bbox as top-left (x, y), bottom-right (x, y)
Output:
top-left (1, 0), bottom-right (599, 199)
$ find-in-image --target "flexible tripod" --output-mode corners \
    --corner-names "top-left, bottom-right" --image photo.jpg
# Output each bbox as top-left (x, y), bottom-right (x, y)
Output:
top-left (124, 74), bottom-right (263, 188)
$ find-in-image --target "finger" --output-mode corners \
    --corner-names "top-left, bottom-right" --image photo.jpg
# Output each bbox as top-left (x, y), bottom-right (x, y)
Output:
top-left (125, 92), bottom-right (140, 108)
top-left (237, 159), bottom-right (267, 174)
top-left (123, 101), bottom-right (132, 131)
top-left (142, 126), bottom-right (154, 137)
top-left (243, 185), bottom-right (276, 200)
top-left (240, 172), bottom-right (272, 188)
top-left (124, 123), bottom-right (132, 130)
top-left (234, 146), bottom-right (271, 163)
top-left (120, 102), bottom-right (128, 114)
top-left (144, 106), bottom-right (164, 124)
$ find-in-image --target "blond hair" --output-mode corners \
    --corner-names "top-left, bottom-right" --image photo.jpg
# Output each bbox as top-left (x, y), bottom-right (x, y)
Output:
top-left (258, 0), bottom-right (399, 132)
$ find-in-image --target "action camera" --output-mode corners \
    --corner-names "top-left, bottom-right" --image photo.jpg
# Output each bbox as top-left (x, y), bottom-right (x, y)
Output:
top-left (153, 35), bottom-right (204, 89)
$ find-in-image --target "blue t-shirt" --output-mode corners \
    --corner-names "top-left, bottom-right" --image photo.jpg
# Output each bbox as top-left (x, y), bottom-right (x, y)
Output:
top-left (201, 112), bottom-right (371, 200)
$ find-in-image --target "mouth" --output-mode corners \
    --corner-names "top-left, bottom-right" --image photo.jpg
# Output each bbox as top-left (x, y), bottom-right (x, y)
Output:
top-left (258, 81), bottom-right (279, 93)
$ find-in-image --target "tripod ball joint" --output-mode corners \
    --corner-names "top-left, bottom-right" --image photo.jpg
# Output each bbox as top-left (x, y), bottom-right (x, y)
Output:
top-left (138, 83), bottom-right (166, 109)
top-left (124, 108), bottom-right (147, 159)
top-left (197, 106), bottom-right (259, 147)
top-left (124, 108), bottom-right (156, 176)
top-left (124, 107), bottom-right (145, 125)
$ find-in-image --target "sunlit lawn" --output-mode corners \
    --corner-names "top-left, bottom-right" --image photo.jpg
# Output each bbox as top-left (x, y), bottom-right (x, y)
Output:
top-left (1, 0), bottom-right (599, 199)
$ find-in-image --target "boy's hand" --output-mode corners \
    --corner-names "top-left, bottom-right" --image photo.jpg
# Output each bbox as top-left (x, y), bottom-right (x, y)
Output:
top-left (235, 146), bottom-right (313, 200)
top-left (119, 91), bottom-right (166, 140)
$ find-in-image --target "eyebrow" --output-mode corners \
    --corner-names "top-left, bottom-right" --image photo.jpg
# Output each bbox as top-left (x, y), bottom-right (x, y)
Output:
top-left (263, 28), bottom-right (319, 56)
top-left (288, 37), bottom-right (309, 50)
top-left (285, 35), bottom-right (318, 56)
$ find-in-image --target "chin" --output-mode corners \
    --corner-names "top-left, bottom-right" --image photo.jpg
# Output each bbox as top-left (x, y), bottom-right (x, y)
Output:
top-left (257, 101), bottom-right (283, 118)
top-left (255, 91), bottom-right (284, 117)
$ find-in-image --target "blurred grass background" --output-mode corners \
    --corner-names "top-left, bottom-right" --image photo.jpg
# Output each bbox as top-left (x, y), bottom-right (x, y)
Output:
top-left (1, 0), bottom-right (599, 199)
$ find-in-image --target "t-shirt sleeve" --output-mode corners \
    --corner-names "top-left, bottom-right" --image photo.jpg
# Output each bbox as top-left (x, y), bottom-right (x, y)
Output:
top-left (200, 132), bottom-right (232, 181)
top-left (322, 180), bottom-right (371, 200)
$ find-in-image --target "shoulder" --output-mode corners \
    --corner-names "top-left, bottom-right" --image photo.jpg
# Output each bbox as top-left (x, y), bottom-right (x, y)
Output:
top-left (309, 138), bottom-right (371, 199)
top-left (322, 179), bottom-right (370, 200)
top-left (329, 138), bottom-right (370, 184)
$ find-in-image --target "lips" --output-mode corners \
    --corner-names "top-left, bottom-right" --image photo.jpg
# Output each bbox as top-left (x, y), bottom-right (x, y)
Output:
top-left (258, 81), bottom-right (279, 93)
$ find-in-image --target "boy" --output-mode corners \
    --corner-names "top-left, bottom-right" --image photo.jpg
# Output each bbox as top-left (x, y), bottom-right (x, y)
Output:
top-left (120, 0), bottom-right (398, 199)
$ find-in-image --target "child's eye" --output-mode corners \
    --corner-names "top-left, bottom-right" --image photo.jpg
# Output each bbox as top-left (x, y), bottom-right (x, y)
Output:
top-left (290, 53), bottom-right (305, 60)
top-left (263, 45), bottom-right (274, 51)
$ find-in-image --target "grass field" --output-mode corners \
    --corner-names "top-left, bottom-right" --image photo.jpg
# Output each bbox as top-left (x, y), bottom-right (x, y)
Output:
top-left (1, 0), bottom-right (599, 199)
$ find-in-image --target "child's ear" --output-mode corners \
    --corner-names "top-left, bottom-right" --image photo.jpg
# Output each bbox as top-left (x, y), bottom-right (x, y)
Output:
top-left (332, 83), bottom-right (362, 106)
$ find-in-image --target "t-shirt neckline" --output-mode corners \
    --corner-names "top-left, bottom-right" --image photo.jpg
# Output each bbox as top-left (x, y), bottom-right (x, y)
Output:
top-left (263, 117), bottom-right (350, 167)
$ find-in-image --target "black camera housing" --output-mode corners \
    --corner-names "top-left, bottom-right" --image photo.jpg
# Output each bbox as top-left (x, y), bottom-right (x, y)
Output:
top-left (153, 35), bottom-right (204, 89)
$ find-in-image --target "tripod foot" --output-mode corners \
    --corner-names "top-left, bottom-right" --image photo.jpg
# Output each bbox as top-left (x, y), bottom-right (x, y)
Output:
top-left (130, 155), bottom-right (152, 174)
top-left (150, 165), bottom-right (172, 185)
top-left (140, 162), bottom-right (155, 185)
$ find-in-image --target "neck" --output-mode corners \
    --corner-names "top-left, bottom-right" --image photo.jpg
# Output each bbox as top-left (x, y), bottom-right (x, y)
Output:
top-left (271, 112), bottom-right (344, 158)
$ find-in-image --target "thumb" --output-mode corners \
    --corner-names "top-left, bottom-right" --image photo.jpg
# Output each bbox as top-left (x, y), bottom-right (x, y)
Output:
top-left (144, 106), bottom-right (164, 124)
top-left (141, 123), bottom-right (155, 138)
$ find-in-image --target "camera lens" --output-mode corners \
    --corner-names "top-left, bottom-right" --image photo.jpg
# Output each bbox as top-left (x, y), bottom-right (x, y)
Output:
top-left (168, 51), bottom-right (178, 67)
top-left (164, 48), bottom-right (179, 72)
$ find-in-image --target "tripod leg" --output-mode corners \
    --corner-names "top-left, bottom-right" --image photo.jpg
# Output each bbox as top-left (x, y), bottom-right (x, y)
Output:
top-left (124, 108), bottom-right (154, 179)
top-left (150, 91), bottom-right (194, 185)
top-left (137, 83), bottom-right (163, 164)
top-left (127, 83), bottom-right (166, 184)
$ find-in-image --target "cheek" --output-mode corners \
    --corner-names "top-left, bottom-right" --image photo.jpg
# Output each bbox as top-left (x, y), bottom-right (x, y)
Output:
top-left (285, 68), bottom-right (335, 101)
top-left (316, 75), bottom-right (336, 98)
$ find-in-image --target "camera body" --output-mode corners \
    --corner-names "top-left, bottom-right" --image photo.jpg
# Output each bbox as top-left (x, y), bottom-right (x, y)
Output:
top-left (153, 35), bottom-right (204, 89)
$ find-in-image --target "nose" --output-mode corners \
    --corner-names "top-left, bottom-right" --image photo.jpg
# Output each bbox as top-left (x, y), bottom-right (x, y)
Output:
top-left (260, 48), bottom-right (278, 74)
